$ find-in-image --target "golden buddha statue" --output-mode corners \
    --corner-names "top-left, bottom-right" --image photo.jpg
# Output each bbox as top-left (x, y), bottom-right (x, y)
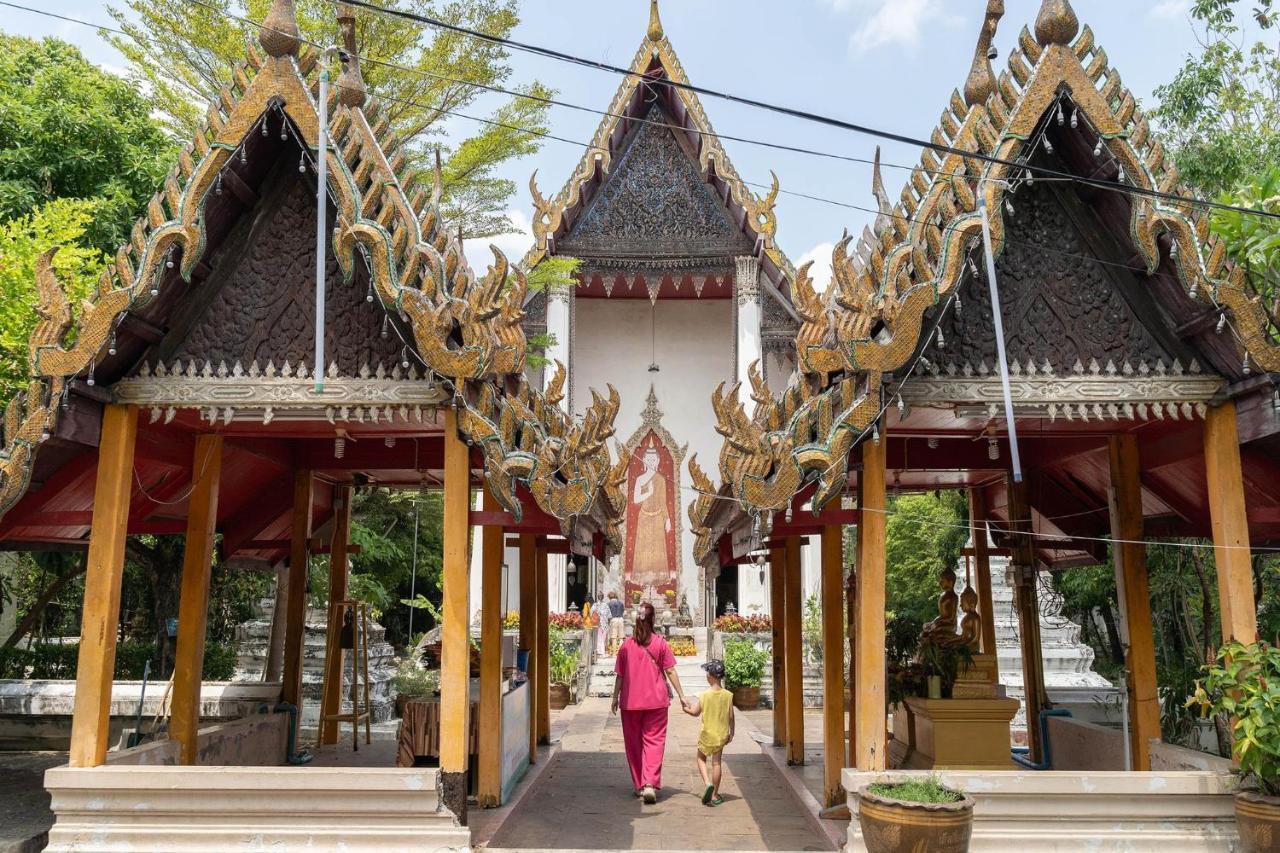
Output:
top-left (952, 584), bottom-right (981, 652)
top-left (920, 567), bottom-right (959, 645)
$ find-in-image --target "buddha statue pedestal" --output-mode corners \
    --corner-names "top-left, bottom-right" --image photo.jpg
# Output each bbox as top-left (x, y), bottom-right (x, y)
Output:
top-left (892, 695), bottom-right (1020, 770)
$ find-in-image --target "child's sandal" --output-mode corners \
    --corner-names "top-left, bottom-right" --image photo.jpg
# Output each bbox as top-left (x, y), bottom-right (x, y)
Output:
top-left (709, 796), bottom-right (725, 807)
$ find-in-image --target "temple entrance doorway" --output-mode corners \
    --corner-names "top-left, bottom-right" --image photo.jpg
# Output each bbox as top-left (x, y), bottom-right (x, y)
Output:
top-left (713, 565), bottom-right (739, 619)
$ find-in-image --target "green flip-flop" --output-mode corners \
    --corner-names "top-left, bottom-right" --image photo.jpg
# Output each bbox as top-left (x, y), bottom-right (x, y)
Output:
top-left (701, 784), bottom-right (714, 805)
top-left (709, 795), bottom-right (725, 807)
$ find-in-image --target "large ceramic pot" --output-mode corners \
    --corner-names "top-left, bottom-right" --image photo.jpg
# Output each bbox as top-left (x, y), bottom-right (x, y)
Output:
top-left (732, 686), bottom-right (760, 710)
top-left (858, 785), bottom-right (974, 853)
top-left (549, 683), bottom-right (571, 710)
top-left (1235, 790), bottom-right (1280, 853)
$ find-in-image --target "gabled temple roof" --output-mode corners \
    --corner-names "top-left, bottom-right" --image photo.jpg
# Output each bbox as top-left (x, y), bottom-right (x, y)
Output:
top-left (522, 0), bottom-right (797, 300)
top-left (0, 0), bottom-right (624, 555)
top-left (694, 0), bottom-right (1280, 569)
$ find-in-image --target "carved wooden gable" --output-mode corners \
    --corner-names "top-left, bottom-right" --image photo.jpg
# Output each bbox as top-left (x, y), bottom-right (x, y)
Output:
top-left (933, 180), bottom-right (1187, 373)
top-left (558, 104), bottom-right (753, 261)
top-left (155, 167), bottom-right (404, 373)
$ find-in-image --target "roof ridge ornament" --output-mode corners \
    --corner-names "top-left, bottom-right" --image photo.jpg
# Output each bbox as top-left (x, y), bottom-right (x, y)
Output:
top-left (1034, 0), bottom-right (1079, 47)
top-left (260, 0), bottom-right (301, 58)
top-left (964, 0), bottom-right (1004, 107)
top-left (336, 3), bottom-right (368, 108)
top-left (647, 0), bottom-right (664, 43)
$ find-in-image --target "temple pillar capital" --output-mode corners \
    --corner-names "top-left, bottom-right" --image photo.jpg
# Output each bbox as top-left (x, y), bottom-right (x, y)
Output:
top-left (734, 255), bottom-right (761, 306)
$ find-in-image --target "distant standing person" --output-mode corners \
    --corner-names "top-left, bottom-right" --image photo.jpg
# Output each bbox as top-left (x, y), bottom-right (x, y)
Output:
top-left (611, 602), bottom-right (688, 803)
top-left (682, 659), bottom-right (734, 806)
top-left (606, 591), bottom-right (625, 655)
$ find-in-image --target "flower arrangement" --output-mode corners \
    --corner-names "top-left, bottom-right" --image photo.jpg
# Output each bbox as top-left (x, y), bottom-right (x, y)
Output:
top-left (502, 611), bottom-right (520, 630)
top-left (668, 635), bottom-right (698, 657)
top-left (549, 612), bottom-right (583, 630)
top-left (714, 614), bottom-right (772, 633)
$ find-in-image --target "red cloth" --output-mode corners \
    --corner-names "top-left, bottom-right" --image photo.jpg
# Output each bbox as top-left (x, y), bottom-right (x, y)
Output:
top-left (621, 707), bottom-right (668, 790)
top-left (615, 635), bottom-right (675, 711)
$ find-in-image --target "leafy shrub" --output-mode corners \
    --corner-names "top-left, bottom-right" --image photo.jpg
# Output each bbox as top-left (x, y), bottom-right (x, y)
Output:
top-left (391, 658), bottom-right (438, 698)
top-left (713, 614), bottom-right (771, 633)
top-left (1189, 640), bottom-right (1280, 795)
top-left (549, 626), bottom-right (578, 686)
top-left (202, 642), bottom-right (237, 681)
top-left (549, 612), bottom-right (583, 630)
top-left (0, 640), bottom-right (235, 680)
top-left (723, 638), bottom-right (768, 689)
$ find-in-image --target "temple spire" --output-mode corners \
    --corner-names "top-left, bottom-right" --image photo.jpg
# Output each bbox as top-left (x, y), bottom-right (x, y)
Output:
top-left (963, 0), bottom-right (1004, 107)
top-left (647, 0), bottom-right (664, 42)
top-left (260, 0), bottom-right (301, 58)
top-left (1034, 0), bottom-right (1079, 46)
top-left (336, 3), bottom-right (367, 108)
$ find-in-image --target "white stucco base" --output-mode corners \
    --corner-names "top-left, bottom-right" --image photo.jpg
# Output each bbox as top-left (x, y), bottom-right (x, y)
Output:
top-left (843, 769), bottom-right (1239, 852)
top-left (44, 765), bottom-right (470, 852)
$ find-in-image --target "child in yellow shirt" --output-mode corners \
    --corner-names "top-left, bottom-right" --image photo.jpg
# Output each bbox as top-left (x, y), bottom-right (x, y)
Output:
top-left (682, 659), bottom-right (735, 805)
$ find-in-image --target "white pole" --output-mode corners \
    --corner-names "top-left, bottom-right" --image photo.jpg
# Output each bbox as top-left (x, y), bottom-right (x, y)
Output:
top-left (978, 193), bottom-right (1023, 482)
top-left (314, 59), bottom-right (333, 394)
top-left (1119, 671), bottom-right (1132, 771)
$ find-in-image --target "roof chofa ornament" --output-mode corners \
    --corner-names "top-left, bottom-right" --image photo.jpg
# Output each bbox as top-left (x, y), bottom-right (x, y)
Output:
top-left (336, 3), bottom-right (368, 108)
top-left (260, 0), bottom-right (301, 58)
top-left (963, 0), bottom-right (1004, 107)
top-left (647, 0), bottom-right (664, 43)
top-left (1035, 0), bottom-right (1079, 46)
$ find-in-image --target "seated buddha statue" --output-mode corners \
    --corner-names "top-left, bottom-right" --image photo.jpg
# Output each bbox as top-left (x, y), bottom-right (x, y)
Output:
top-left (920, 567), bottom-right (959, 645)
top-left (949, 584), bottom-right (981, 652)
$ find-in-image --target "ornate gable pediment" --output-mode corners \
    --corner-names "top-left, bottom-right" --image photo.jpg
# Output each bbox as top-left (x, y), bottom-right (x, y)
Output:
top-left (557, 105), bottom-right (751, 261)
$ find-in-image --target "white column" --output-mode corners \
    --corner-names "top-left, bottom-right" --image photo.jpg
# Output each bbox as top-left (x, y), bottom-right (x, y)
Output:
top-left (735, 256), bottom-right (762, 418)
top-left (545, 281), bottom-right (571, 412)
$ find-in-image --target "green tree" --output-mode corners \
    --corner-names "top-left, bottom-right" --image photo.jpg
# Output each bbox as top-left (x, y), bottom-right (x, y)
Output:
top-left (0, 33), bottom-right (171, 253)
top-left (107, 0), bottom-right (551, 240)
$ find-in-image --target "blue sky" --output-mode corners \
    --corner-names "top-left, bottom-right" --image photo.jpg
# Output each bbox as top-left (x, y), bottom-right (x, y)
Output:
top-left (11, 1), bottom-right (1211, 282)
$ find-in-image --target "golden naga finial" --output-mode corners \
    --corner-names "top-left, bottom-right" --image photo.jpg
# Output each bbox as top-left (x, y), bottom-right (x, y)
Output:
top-left (1034, 0), bottom-right (1079, 46)
top-left (260, 0), bottom-right (301, 58)
top-left (871, 147), bottom-right (892, 236)
top-left (336, 3), bottom-right (368, 108)
top-left (963, 0), bottom-right (1004, 107)
top-left (647, 0), bottom-right (664, 42)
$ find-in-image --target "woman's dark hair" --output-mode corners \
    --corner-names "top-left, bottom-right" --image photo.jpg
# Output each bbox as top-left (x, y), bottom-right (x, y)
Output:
top-left (633, 602), bottom-right (656, 647)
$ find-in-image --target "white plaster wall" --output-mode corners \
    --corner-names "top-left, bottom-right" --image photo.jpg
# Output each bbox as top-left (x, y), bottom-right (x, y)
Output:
top-left (572, 297), bottom-right (734, 621)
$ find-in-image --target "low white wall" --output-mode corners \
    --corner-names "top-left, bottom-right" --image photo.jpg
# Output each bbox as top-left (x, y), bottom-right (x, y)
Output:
top-left (1151, 739), bottom-right (1234, 773)
top-left (1045, 715), bottom-right (1125, 771)
top-left (44, 765), bottom-right (470, 852)
top-left (105, 712), bottom-right (288, 767)
top-left (844, 769), bottom-right (1238, 852)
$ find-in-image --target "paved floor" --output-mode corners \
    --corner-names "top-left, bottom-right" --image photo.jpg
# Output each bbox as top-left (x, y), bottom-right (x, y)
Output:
top-left (486, 697), bottom-right (834, 852)
top-left (0, 751), bottom-right (64, 853)
top-left (741, 709), bottom-right (842, 808)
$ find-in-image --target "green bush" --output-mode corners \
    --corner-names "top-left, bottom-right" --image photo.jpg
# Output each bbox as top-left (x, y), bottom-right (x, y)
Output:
top-left (1190, 640), bottom-right (1280, 796)
top-left (390, 658), bottom-right (438, 698)
top-left (723, 638), bottom-right (768, 689)
top-left (0, 640), bottom-right (235, 680)
top-left (549, 626), bottom-right (578, 686)
top-left (202, 642), bottom-right (237, 681)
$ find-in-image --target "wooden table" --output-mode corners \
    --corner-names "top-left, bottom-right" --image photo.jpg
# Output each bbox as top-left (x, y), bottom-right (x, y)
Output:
top-left (396, 698), bottom-right (479, 767)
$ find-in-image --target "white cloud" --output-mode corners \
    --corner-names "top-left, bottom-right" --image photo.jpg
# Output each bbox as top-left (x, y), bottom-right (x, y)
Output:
top-left (797, 242), bottom-right (835, 293)
top-left (849, 0), bottom-right (942, 52)
top-left (463, 208), bottom-right (534, 273)
top-left (1149, 0), bottom-right (1191, 21)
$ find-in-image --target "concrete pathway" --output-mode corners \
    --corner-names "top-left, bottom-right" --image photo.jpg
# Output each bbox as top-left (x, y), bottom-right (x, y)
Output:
top-left (0, 751), bottom-right (64, 853)
top-left (485, 697), bottom-right (834, 852)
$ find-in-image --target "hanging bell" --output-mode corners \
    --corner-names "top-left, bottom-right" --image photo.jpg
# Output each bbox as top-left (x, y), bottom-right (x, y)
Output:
top-left (339, 608), bottom-right (355, 650)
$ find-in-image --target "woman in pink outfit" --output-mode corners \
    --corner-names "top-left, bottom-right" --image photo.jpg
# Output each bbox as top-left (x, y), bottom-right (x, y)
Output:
top-left (610, 602), bottom-right (688, 803)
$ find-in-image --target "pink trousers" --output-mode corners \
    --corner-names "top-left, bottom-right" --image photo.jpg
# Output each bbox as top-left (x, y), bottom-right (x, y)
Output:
top-left (620, 707), bottom-right (668, 791)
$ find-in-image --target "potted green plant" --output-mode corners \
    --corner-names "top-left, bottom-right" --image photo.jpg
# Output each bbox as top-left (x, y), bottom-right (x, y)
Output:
top-left (918, 641), bottom-right (973, 700)
top-left (1189, 639), bottom-right (1280, 852)
top-left (858, 776), bottom-right (974, 853)
top-left (724, 638), bottom-right (768, 710)
top-left (549, 627), bottom-right (578, 709)
top-left (391, 657), bottom-right (439, 717)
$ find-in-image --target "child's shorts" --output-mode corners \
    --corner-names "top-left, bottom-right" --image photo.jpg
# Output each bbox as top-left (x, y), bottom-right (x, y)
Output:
top-left (697, 734), bottom-right (727, 755)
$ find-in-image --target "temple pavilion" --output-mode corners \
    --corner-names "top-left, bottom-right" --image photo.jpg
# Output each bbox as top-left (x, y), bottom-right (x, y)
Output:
top-left (0, 0), bottom-right (1277, 849)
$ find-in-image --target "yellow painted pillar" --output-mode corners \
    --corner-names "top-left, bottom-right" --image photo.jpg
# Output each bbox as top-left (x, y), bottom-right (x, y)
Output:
top-left (281, 470), bottom-right (314, 720)
top-left (68, 404), bottom-right (138, 768)
top-left (969, 489), bottom-right (998, 660)
top-left (1007, 475), bottom-right (1048, 765)
top-left (1108, 434), bottom-right (1160, 770)
top-left (854, 434), bottom-right (887, 770)
top-left (320, 483), bottom-right (353, 745)
top-left (1203, 402), bottom-right (1258, 644)
top-left (440, 408), bottom-right (473, 820)
top-left (535, 542), bottom-right (550, 745)
top-left (784, 536), bottom-right (805, 765)
top-left (769, 544), bottom-right (786, 746)
top-left (477, 485), bottom-right (504, 808)
top-left (820, 524), bottom-right (845, 805)
top-left (519, 533), bottom-right (537, 764)
top-left (170, 435), bottom-right (224, 765)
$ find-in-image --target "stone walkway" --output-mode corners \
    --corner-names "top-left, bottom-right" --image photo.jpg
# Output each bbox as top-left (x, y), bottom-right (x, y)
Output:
top-left (485, 697), bottom-right (833, 852)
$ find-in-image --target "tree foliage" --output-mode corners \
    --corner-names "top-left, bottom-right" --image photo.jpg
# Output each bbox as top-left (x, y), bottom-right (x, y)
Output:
top-left (107, 0), bottom-right (551, 239)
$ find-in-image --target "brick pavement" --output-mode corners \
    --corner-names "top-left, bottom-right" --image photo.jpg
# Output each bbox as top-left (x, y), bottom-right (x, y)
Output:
top-left (485, 697), bottom-right (833, 852)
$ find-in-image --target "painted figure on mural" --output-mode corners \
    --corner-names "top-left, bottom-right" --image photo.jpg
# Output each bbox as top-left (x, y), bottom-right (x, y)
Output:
top-left (631, 442), bottom-right (672, 588)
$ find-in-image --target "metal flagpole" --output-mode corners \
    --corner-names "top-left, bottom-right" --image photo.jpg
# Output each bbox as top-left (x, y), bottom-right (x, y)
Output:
top-left (977, 191), bottom-right (1023, 482)
top-left (408, 497), bottom-right (421, 639)
top-left (315, 49), bottom-right (339, 393)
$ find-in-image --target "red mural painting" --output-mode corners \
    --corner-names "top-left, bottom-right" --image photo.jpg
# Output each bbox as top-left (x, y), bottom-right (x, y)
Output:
top-left (623, 431), bottom-right (678, 608)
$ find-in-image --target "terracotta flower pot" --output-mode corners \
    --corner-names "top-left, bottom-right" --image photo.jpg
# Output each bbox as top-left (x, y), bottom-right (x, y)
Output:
top-left (732, 686), bottom-right (760, 710)
top-left (549, 683), bottom-right (571, 710)
top-left (858, 785), bottom-right (974, 853)
top-left (1235, 790), bottom-right (1280, 853)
